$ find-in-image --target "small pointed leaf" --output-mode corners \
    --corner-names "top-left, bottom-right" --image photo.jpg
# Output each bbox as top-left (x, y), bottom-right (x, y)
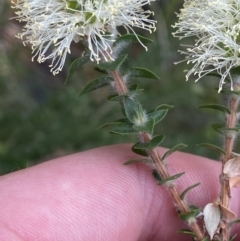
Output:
top-left (107, 93), bottom-right (119, 101)
top-left (124, 159), bottom-right (153, 165)
top-left (127, 89), bottom-right (144, 97)
top-left (132, 144), bottom-right (149, 157)
top-left (114, 34), bottom-right (153, 48)
top-left (133, 135), bottom-right (165, 150)
top-left (177, 229), bottom-right (196, 237)
top-left (218, 127), bottom-right (240, 132)
top-left (155, 104), bottom-right (174, 111)
top-left (197, 143), bottom-right (226, 155)
top-left (211, 123), bottom-right (225, 133)
top-left (189, 205), bottom-right (202, 212)
top-left (211, 123), bottom-right (240, 133)
top-left (65, 55), bottom-right (90, 83)
top-left (162, 144), bottom-right (187, 160)
top-left (198, 104), bottom-right (231, 114)
top-left (158, 172), bottom-right (185, 185)
top-left (180, 183), bottom-right (200, 200)
top-left (110, 123), bottom-right (137, 135)
top-left (108, 89), bottom-right (144, 101)
top-left (188, 205), bottom-right (202, 218)
top-left (148, 104), bottom-right (173, 124)
top-left (93, 66), bottom-right (108, 74)
top-left (206, 73), bottom-right (222, 79)
top-left (129, 84), bottom-right (139, 91)
top-left (148, 109), bottom-right (168, 124)
top-left (79, 76), bottom-right (113, 96)
top-left (97, 54), bottom-right (128, 71)
top-left (98, 120), bottom-right (125, 130)
top-left (124, 97), bottom-right (145, 123)
top-left (155, 104), bottom-right (174, 110)
top-left (129, 67), bottom-right (160, 80)
top-left (124, 98), bottom-right (153, 132)
top-left (179, 211), bottom-right (199, 221)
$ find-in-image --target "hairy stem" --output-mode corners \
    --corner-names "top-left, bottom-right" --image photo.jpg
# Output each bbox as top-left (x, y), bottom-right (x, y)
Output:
top-left (220, 93), bottom-right (239, 241)
top-left (109, 70), bottom-right (205, 241)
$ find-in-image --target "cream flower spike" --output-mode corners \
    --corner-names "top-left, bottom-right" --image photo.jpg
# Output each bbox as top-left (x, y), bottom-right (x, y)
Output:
top-left (173, 0), bottom-right (240, 92)
top-left (11, 0), bottom-right (156, 75)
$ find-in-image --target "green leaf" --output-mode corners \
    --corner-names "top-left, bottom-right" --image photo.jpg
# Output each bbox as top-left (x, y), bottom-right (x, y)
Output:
top-left (179, 210), bottom-right (199, 221)
top-left (97, 54), bottom-right (127, 71)
top-left (127, 89), bottom-right (144, 97)
top-left (155, 104), bottom-right (174, 110)
top-left (124, 159), bottom-right (152, 165)
top-left (124, 97), bottom-right (145, 124)
top-left (133, 135), bottom-right (165, 150)
top-left (79, 76), bottom-right (113, 96)
top-left (188, 205), bottom-right (202, 215)
top-left (218, 127), bottom-right (240, 132)
top-left (206, 73), bottom-right (222, 79)
top-left (107, 94), bottom-right (119, 101)
top-left (107, 89), bottom-right (144, 101)
top-left (132, 144), bottom-right (149, 157)
top-left (134, 118), bottom-right (155, 134)
top-left (124, 98), bottom-right (141, 122)
top-left (180, 183), bottom-right (201, 200)
top-left (128, 67), bottom-right (160, 80)
top-left (152, 169), bottom-right (162, 183)
top-left (65, 55), bottom-right (90, 83)
top-left (197, 143), bottom-right (226, 155)
top-left (97, 120), bottom-right (124, 130)
top-left (177, 229), bottom-right (196, 237)
top-left (114, 34), bottom-right (153, 48)
top-left (129, 84), bottom-right (139, 91)
top-left (148, 104), bottom-right (173, 124)
top-left (148, 109), bottom-right (168, 124)
top-left (110, 123), bottom-right (137, 135)
top-left (158, 172), bottom-right (185, 185)
top-left (211, 123), bottom-right (225, 133)
top-left (93, 66), bottom-right (107, 74)
top-left (211, 123), bottom-right (240, 133)
top-left (162, 144), bottom-right (187, 160)
top-left (198, 104), bottom-right (231, 114)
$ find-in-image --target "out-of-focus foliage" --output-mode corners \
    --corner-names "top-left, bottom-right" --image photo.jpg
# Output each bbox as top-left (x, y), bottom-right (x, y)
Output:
top-left (0, 0), bottom-right (228, 174)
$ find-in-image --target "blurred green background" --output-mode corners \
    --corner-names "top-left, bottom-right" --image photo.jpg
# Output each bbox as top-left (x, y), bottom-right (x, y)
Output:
top-left (0, 0), bottom-right (228, 174)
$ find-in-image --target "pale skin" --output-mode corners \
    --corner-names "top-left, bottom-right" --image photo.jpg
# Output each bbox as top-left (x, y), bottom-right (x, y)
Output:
top-left (0, 144), bottom-right (240, 241)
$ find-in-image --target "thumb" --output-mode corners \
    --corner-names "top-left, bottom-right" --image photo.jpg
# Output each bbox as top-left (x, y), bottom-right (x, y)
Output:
top-left (0, 144), bottom-right (239, 241)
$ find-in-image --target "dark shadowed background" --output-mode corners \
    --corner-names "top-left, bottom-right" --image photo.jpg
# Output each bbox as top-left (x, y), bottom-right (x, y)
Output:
top-left (0, 0), bottom-right (229, 174)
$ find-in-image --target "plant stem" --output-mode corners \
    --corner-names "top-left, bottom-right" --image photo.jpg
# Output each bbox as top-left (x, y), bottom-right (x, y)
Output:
top-left (221, 98), bottom-right (239, 205)
top-left (109, 70), bottom-right (205, 241)
top-left (220, 91), bottom-right (240, 241)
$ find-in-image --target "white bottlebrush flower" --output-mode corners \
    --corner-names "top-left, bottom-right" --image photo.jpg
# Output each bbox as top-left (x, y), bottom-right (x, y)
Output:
top-left (173, 0), bottom-right (240, 92)
top-left (11, 0), bottom-right (156, 75)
